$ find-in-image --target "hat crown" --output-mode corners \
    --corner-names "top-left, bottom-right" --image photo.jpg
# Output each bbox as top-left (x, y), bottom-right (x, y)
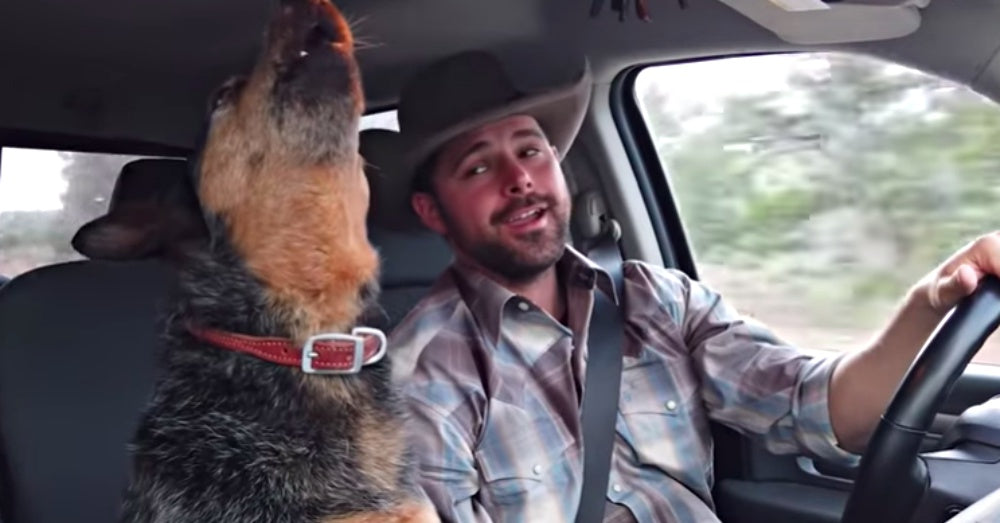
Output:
top-left (399, 50), bottom-right (519, 142)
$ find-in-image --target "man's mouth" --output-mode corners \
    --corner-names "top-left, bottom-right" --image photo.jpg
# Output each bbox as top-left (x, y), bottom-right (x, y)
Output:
top-left (504, 207), bottom-right (544, 224)
top-left (499, 204), bottom-right (549, 232)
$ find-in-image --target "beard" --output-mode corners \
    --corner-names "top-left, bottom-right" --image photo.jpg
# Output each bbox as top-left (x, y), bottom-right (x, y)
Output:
top-left (440, 194), bottom-right (570, 284)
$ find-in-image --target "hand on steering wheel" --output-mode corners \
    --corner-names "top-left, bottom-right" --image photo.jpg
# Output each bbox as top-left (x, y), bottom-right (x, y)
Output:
top-left (841, 276), bottom-right (1000, 523)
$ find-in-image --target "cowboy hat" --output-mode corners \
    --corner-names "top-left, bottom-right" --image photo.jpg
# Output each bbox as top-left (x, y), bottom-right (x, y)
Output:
top-left (397, 49), bottom-right (592, 192)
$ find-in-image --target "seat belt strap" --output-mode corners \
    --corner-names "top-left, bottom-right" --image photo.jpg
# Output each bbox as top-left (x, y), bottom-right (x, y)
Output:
top-left (575, 229), bottom-right (626, 523)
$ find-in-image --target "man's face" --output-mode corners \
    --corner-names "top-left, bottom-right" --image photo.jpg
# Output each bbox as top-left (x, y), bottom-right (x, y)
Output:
top-left (412, 115), bottom-right (572, 283)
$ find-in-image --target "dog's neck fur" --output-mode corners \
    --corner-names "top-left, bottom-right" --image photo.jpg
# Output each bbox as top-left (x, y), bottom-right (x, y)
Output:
top-left (171, 212), bottom-right (380, 342)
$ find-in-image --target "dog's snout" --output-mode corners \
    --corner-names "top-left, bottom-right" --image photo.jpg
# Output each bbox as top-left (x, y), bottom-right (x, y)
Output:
top-left (315, 14), bottom-right (341, 44)
top-left (273, 0), bottom-right (351, 54)
top-left (305, 16), bottom-right (340, 49)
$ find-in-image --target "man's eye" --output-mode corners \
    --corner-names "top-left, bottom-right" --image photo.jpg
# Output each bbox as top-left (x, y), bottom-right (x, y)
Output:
top-left (521, 147), bottom-right (541, 158)
top-left (466, 164), bottom-right (488, 176)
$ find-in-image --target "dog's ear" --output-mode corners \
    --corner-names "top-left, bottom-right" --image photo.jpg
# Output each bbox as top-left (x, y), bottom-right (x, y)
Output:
top-left (72, 205), bottom-right (208, 261)
top-left (74, 157), bottom-right (210, 262)
top-left (207, 76), bottom-right (247, 116)
top-left (72, 210), bottom-right (163, 260)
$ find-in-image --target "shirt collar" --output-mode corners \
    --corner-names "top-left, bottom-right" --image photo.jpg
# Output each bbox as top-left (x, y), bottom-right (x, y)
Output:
top-left (450, 245), bottom-right (614, 347)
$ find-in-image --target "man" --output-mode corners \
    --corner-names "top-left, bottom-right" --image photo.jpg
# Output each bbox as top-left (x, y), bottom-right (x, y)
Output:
top-left (387, 50), bottom-right (1000, 522)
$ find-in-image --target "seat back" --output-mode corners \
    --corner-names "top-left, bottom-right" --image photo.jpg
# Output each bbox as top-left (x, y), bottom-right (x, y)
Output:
top-left (0, 158), bottom-right (189, 523)
top-left (368, 226), bottom-right (451, 330)
top-left (0, 260), bottom-right (173, 523)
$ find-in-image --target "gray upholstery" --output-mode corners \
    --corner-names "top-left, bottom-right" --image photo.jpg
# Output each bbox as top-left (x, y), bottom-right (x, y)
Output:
top-left (0, 157), bottom-right (189, 523)
top-left (361, 128), bottom-right (424, 233)
top-left (0, 259), bottom-right (173, 523)
top-left (368, 226), bottom-right (451, 330)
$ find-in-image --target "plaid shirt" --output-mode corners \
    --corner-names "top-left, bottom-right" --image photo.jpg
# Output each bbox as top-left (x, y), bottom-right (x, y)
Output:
top-left (390, 246), bottom-right (857, 522)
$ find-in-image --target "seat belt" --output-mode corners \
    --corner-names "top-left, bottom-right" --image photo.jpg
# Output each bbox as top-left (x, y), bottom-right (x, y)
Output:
top-left (575, 222), bottom-right (626, 523)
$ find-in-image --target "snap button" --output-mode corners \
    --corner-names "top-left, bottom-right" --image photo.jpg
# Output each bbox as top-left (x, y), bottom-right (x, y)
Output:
top-left (612, 484), bottom-right (623, 493)
top-left (518, 301), bottom-right (530, 312)
top-left (532, 464), bottom-right (542, 475)
top-left (665, 400), bottom-right (678, 412)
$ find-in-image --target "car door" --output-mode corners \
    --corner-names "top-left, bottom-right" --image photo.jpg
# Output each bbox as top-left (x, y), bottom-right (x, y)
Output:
top-left (613, 51), bottom-right (1000, 522)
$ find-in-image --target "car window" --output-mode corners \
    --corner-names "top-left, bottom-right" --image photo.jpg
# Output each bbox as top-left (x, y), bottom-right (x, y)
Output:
top-left (0, 111), bottom-right (401, 282)
top-left (361, 109), bottom-right (398, 131)
top-left (0, 148), bottom-right (141, 277)
top-left (635, 52), bottom-right (1000, 366)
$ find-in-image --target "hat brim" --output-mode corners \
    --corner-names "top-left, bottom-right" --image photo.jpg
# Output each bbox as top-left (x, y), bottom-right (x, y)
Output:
top-left (403, 59), bottom-right (593, 182)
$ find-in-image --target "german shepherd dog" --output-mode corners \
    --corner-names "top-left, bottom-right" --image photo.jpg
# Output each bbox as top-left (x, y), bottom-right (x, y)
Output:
top-left (72, 0), bottom-right (437, 521)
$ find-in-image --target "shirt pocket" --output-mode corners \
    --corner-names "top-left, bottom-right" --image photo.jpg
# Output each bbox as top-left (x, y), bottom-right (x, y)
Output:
top-left (618, 362), bottom-right (711, 484)
top-left (475, 400), bottom-right (574, 508)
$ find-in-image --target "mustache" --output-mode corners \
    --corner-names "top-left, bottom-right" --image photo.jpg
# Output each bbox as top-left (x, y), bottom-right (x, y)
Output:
top-left (490, 194), bottom-right (556, 225)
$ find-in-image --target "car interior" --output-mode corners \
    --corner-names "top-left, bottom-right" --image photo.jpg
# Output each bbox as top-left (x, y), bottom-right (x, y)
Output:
top-left (3, 0), bottom-right (1000, 522)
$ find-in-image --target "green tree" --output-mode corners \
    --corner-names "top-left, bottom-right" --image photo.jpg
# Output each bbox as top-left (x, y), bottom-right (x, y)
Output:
top-left (0, 150), bottom-right (125, 274)
top-left (51, 151), bottom-right (124, 254)
top-left (637, 52), bottom-right (1000, 323)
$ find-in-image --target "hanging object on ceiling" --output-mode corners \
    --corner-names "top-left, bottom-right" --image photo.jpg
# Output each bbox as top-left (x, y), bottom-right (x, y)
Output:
top-left (589, 0), bottom-right (688, 22)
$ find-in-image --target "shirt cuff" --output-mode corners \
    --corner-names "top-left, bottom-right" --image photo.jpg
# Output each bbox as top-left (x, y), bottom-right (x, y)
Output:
top-left (794, 352), bottom-right (862, 466)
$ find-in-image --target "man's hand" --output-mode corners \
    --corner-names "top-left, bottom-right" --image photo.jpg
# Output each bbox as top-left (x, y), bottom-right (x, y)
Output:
top-left (916, 232), bottom-right (1000, 314)
top-left (830, 231), bottom-right (1000, 452)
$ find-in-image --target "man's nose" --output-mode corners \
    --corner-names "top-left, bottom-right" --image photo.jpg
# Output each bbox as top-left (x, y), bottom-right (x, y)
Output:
top-left (500, 157), bottom-right (534, 196)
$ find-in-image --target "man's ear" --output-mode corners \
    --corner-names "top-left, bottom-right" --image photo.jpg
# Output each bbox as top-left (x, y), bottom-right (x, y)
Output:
top-left (411, 192), bottom-right (447, 236)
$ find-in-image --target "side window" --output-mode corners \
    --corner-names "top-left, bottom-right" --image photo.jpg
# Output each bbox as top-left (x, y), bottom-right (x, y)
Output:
top-left (0, 148), bottom-right (141, 278)
top-left (635, 52), bottom-right (1000, 366)
top-left (0, 113), bottom-right (402, 282)
top-left (361, 109), bottom-right (399, 131)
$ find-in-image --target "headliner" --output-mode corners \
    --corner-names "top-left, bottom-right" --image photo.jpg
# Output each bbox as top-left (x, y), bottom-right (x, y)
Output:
top-left (1, 0), bottom-right (998, 152)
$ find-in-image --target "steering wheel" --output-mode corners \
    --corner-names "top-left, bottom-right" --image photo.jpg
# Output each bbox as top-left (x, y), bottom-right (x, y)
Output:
top-left (840, 275), bottom-right (1000, 523)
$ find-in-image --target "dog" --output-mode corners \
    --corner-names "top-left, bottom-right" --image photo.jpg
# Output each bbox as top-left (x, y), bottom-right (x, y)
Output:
top-left (72, 0), bottom-right (438, 521)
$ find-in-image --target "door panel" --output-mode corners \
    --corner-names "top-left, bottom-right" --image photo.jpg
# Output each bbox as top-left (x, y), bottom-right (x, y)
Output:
top-left (712, 367), bottom-right (1000, 523)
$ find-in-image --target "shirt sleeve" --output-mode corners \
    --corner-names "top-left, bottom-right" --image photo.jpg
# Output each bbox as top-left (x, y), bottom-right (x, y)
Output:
top-left (407, 393), bottom-right (495, 523)
top-left (633, 262), bottom-right (859, 465)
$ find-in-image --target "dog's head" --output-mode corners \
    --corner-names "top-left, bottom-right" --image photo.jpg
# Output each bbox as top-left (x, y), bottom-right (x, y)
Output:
top-left (196, 0), bottom-right (376, 339)
top-left (200, 0), bottom-right (364, 172)
top-left (78, 0), bottom-right (378, 340)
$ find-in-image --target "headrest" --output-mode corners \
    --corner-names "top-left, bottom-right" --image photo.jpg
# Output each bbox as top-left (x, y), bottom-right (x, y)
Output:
top-left (360, 129), bottom-right (452, 287)
top-left (360, 129), bottom-right (424, 232)
top-left (71, 158), bottom-right (207, 261)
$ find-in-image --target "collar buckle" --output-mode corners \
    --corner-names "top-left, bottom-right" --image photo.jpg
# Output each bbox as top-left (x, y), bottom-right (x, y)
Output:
top-left (300, 327), bottom-right (387, 375)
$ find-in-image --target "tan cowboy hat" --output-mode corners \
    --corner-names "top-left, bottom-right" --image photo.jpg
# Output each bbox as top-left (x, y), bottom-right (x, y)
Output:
top-left (397, 49), bottom-right (593, 190)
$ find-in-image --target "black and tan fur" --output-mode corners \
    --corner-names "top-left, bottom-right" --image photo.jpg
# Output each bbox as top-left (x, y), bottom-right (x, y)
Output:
top-left (74, 1), bottom-right (437, 521)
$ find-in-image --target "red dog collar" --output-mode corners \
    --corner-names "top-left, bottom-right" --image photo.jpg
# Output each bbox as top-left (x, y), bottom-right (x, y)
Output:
top-left (189, 326), bottom-right (387, 374)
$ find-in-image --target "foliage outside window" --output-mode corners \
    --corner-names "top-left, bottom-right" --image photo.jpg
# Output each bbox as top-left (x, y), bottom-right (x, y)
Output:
top-left (635, 52), bottom-right (1000, 365)
top-left (0, 149), bottom-right (133, 277)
